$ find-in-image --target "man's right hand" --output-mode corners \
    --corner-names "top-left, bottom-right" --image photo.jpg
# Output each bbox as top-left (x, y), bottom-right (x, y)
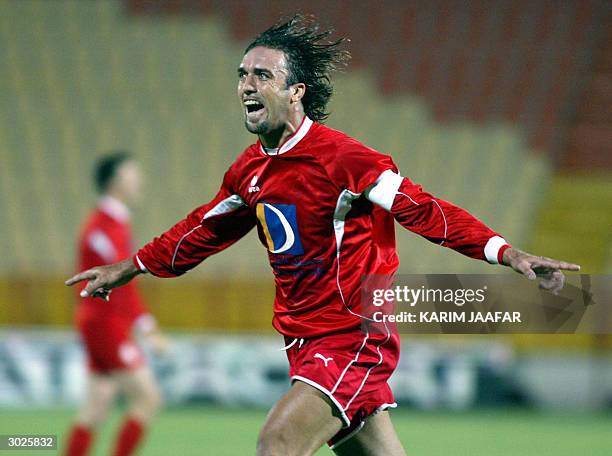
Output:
top-left (65, 259), bottom-right (142, 300)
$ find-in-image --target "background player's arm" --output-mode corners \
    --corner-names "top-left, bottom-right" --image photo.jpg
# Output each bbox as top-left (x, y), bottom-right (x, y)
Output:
top-left (366, 170), bottom-right (580, 293)
top-left (133, 314), bottom-right (171, 355)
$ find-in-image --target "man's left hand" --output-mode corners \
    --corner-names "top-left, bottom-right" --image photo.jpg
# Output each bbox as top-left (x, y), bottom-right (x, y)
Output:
top-left (502, 247), bottom-right (581, 294)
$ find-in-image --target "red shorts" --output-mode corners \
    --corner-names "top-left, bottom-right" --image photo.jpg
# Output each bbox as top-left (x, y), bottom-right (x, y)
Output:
top-left (284, 327), bottom-right (400, 448)
top-left (76, 310), bottom-right (144, 374)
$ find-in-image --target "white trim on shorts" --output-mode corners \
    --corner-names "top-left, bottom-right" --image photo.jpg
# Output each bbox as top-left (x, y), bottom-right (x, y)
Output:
top-left (329, 402), bottom-right (399, 450)
top-left (374, 402), bottom-right (398, 414)
top-left (328, 421), bottom-right (366, 450)
top-left (291, 375), bottom-right (351, 428)
top-left (343, 326), bottom-right (391, 411)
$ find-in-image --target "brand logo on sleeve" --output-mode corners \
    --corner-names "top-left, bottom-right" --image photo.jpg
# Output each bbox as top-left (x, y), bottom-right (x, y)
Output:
top-left (256, 202), bottom-right (304, 255)
top-left (248, 175), bottom-right (260, 193)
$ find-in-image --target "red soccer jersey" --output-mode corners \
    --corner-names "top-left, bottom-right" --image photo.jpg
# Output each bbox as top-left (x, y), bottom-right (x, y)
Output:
top-left (77, 196), bottom-right (147, 323)
top-left (135, 117), bottom-right (509, 337)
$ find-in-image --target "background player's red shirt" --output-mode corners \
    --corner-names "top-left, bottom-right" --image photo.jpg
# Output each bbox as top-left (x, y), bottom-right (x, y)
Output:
top-left (135, 118), bottom-right (509, 337)
top-left (77, 196), bottom-right (147, 324)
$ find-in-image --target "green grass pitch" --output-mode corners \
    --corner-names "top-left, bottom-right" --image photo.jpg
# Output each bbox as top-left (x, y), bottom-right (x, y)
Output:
top-left (0, 407), bottom-right (609, 455)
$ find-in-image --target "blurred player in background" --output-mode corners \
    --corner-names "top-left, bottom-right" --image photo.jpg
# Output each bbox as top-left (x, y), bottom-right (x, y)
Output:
top-left (64, 152), bottom-right (169, 456)
top-left (66, 16), bottom-right (580, 456)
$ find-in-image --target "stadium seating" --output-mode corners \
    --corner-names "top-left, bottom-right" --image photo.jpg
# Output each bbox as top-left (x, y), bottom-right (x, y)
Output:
top-left (0, 0), bottom-right (554, 276)
top-left (0, 1), bottom-right (609, 341)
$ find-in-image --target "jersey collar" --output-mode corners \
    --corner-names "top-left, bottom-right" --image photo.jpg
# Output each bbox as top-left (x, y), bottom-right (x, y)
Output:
top-left (260, 116), bottom-right (313, 156)
top-left (99, 195), bottom-right (130, 222)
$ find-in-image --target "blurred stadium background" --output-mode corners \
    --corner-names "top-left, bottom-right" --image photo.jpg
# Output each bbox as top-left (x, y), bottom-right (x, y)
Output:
top-left (0, 0), bottom-right (610, 454)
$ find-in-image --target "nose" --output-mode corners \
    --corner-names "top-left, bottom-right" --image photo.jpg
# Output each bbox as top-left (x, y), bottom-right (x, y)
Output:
top-left (240, 74), bottom-right (257, 94)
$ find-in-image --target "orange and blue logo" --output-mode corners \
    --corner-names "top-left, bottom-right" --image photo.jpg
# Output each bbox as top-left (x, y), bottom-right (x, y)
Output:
top-left (256, 202), bottom-right (304, 255)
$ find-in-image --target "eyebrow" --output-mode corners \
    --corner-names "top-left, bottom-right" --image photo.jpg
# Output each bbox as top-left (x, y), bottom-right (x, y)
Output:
top-left (237, 66), bottom-right (274, 77)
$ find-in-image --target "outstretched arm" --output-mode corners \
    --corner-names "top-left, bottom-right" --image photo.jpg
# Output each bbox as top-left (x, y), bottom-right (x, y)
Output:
top-left (133, 194), bottom-right (254, 277)
top-left (366, 170), bottom-right (580, 292)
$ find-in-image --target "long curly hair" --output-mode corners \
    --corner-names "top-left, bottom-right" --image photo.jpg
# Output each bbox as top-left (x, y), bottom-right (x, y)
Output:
top-left (245, 14), bottom-right (351, 123)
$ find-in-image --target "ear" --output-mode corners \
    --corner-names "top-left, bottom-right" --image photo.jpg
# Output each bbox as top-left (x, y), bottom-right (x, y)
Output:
top-left (290, 83), bottom-right (306, 103)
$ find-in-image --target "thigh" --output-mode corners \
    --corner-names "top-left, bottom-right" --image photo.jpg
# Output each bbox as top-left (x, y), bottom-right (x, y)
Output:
top-left (332, 411), bottom-right (406, 456)
top-left (113, 365), bottom-right (161, 422)
top-left (258, 380), bottom-right (344, 456)
top-left (83, 373), bottom-right (118, 405)
top-left (77, 373), bottom-right (118, 426)
top-left (114, 365), bottom-right (159, 400)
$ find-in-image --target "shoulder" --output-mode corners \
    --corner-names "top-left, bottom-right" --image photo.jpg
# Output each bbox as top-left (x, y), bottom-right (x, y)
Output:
top-left (315, 124), bottom-right (396, 169)
top-left (313, 124), bottom-right (389, 163)
top-left (235, 142), bottom-right (260, 165)
top-left (80, 209), bottom-right (105, 235)
top-left (312, 124), bottom-right (398, 194)
top-left (223, 143), bottom-right (260, 184)
top-left (83, 209), bottom-right (127, 238)
top-left (79, 212), bottom-right (121, 259)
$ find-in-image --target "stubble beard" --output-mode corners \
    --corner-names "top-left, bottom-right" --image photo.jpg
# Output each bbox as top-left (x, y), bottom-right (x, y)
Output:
top-left (245, 119), bottom-right (271, 135)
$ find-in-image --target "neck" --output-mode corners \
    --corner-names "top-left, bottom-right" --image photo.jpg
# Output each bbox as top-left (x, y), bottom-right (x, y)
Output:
top-left (105, 191), bottom-right (129, 209)
top-left (99, 193), bottom-right (131, 222)
top-left (259, 111), bottom-right (305, 149)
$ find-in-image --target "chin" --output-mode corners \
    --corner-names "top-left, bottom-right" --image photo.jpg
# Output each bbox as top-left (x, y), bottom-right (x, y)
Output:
top-left (245, 120), bottom-right (270, 134)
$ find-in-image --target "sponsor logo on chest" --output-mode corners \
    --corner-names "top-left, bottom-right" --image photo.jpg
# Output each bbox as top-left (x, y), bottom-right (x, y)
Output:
top-left (256, 202), bottom-right (304, 255)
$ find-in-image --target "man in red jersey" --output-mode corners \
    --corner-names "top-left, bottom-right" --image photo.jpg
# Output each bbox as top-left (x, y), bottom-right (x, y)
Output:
top-left (66, 16), bottom-right (580, 456)
top-left (65, 152), bottom-right (168, 456)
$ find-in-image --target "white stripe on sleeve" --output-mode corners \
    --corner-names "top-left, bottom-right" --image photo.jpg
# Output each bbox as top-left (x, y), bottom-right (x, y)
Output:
top-left (202, 194), bottom-right (246, 220)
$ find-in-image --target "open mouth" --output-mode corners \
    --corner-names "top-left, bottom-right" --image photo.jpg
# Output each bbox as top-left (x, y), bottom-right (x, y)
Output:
top-left (244, 100), bottom-right (265, 115)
